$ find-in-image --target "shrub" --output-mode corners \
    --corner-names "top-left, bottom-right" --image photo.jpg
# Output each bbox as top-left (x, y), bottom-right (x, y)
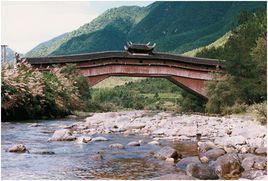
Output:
top-left (1, 62), bottom-right (90, 120)
top-left (222, 102), bottom-right (248, 115)
top-left (248, 101), bottom-right (267, 124)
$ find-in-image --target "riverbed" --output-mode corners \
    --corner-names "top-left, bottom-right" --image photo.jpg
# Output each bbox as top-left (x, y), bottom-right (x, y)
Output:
top-left (1, 111), bottom-right (267, 180)
top-left (1, 118), bottom-right (197, 180)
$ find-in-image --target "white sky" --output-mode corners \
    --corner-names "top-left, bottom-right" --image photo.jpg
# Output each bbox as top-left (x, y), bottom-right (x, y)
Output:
top-left (1, 1), bottom-right (152, 54)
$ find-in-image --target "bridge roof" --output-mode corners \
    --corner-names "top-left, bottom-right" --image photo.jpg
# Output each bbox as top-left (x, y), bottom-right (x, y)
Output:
top-left (25, 51), bottom-right (223, 67)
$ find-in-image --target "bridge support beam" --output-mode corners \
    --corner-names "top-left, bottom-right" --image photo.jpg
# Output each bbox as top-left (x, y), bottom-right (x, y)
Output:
top-left (87, 75), bottom-right (110, 86)
top-left (168, 76), bottom-right (208, 99)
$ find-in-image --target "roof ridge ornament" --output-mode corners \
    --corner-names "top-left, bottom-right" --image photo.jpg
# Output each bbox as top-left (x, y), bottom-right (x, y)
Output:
top-left (124, 42), bottom-right (156, 55)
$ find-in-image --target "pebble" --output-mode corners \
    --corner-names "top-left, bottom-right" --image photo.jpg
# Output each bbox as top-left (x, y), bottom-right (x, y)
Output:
top-left (91, 136), bottom-right (109, 142)
top-left (127, 141), bottom-right (140, 146)
top-left (148, 140), bottom-right (160, 145)
top-left (165, 158), bottom-right (175, 163)
top-left (76, 136), bottom-right (92, 143)
top-left (91, 154), bottom-right (104, 161)
top-left (108, 143), bottom-right (125, 149)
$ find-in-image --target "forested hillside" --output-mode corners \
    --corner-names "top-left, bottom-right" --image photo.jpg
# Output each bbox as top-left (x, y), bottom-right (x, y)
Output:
top-left (196, 8), bottom-right (267, 116)
top-left (26, 1), bottom-right (265, 57)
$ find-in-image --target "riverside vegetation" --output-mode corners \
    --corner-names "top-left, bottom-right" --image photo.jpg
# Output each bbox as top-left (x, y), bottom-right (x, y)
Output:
top-left (1, 9), bottom-right (267, 122)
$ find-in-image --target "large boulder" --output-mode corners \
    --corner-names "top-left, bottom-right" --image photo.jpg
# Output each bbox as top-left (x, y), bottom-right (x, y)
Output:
top-left (186, 163), bottom-right (218, 179)
top-left (241, 170), bottom-right (267, 180)
top-left (48, 129), bottom-right (76, 141)
top-left (154, 146), bottom-right (179, 160)
top-left (8, 144), bottom-right (27, 153)
top-left (255, 147), bottom-right (267, 155)
top-left (253, 156), bottom-right (267, 170)
top-left (201, 148), bottom-right (226, 161)
top-left (214, 153), bottom-right (244, 179)
top-left (241, 155), bottom-right (267, 171)
top-left (176, 156), bottom-right (201, 170)
top-left (242, 157), bottom-right (255, 171)
top-left (198, 141), bottom-right (217, 152)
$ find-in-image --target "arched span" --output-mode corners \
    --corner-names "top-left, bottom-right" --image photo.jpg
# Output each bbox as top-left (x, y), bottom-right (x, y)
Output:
top-left (25, 51), bottom-right (224, 100)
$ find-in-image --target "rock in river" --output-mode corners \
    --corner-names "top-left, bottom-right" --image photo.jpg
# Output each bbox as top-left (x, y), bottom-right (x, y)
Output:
top-left (108, 143), bottom-right (125, 149)
top-left (92, 136), bottom-right (109, 142)
top-left (202, 148), bottom-right (226, 161)
top-left (241, 155), bottom-right (267, 171)
top-left (154, 146), bottom-right (179, 160)
top-left (198, 141), bottom-right (217, 152)
top-left (28, 123), bottom-right (43, 127)
top-left (91, 154), bottom-right (104, 161)
top-left (186, 163), bottom-right (218, 179)
top-left (255, 146), bottom-right (267, 155)
top-left (176, 156), bottom-right (201, 170)
top-left (214, 153), bottom-right (244, 179)
top-left (32, 150), bottom-right (55, 155)
top-left (76, 136), bottom-right (92, 143)
top-left (148, 140), bottom-right (160, 145)
top-left (8, 144), bottom-right (28, 153)
top-left (127, 141), bottom-right (140, 146)
top-left (241, 170), bottom-right (267, 180)
top-left (48, 129), bottom-right (76, 141)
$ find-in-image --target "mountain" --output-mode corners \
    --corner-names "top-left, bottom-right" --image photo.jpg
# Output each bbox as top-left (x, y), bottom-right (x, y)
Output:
top-left (1, 47), bottom-right (22, 62)
top-left (26, 1), bottom-right (266, 57)
top-left (183, 31), bottom-right (231, 57)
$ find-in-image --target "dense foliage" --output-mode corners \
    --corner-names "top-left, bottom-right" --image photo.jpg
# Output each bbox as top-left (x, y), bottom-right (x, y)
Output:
top-left (196, 9), bottom-right (267, 114)
top-left (90, 78), bottom-right (205, 113)
top-left (26, 1), bottom-right (265, 57)
top-left (1, 63), bottom-right (90, 120)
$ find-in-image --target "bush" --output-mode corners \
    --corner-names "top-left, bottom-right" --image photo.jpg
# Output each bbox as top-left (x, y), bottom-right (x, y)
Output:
top-left (1, 62), bottom-right (90, 120)
top-left (248, 101), bottom-right (267, 124)
top-left (222, 102), bottom-right (248, 115)
top-left (180, 90), bottom-right (206, 113)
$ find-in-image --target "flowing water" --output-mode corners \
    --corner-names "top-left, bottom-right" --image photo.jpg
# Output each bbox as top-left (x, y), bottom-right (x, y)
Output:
top-left (1, 118), bottom-right (197, 180)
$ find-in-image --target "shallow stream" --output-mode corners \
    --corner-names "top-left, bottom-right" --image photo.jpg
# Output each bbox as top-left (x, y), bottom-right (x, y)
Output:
top-left (1, 118), bottom-right (197, 179)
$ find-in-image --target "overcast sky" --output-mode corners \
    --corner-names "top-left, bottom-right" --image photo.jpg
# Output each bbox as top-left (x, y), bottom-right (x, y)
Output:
top-left (1, 1), bottom-right (152, 54)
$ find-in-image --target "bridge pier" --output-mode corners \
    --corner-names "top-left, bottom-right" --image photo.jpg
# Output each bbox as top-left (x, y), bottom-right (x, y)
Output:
top-left (87, 75), bottom-right (110, 86)
top-left (168, 76), bottom-right (207, 100)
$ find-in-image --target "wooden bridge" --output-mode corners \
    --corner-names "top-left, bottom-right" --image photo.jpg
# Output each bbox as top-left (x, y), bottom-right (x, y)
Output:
top-left (24, 42), bottom-right (223, 99)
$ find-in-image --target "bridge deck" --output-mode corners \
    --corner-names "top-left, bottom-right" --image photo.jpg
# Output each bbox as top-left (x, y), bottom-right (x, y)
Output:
top-left (26, 51), bottom-right (223, 67)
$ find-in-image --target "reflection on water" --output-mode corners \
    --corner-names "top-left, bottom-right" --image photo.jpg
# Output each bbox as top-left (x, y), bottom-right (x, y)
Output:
top-left (74, 157), bottom-right (176, 179)
top-left (1, 119), bottom-right (196, 180)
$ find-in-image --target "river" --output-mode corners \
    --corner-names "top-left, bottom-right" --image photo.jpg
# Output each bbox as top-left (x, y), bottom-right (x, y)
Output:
top-left (1, 118), bottom-right (196, 180)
